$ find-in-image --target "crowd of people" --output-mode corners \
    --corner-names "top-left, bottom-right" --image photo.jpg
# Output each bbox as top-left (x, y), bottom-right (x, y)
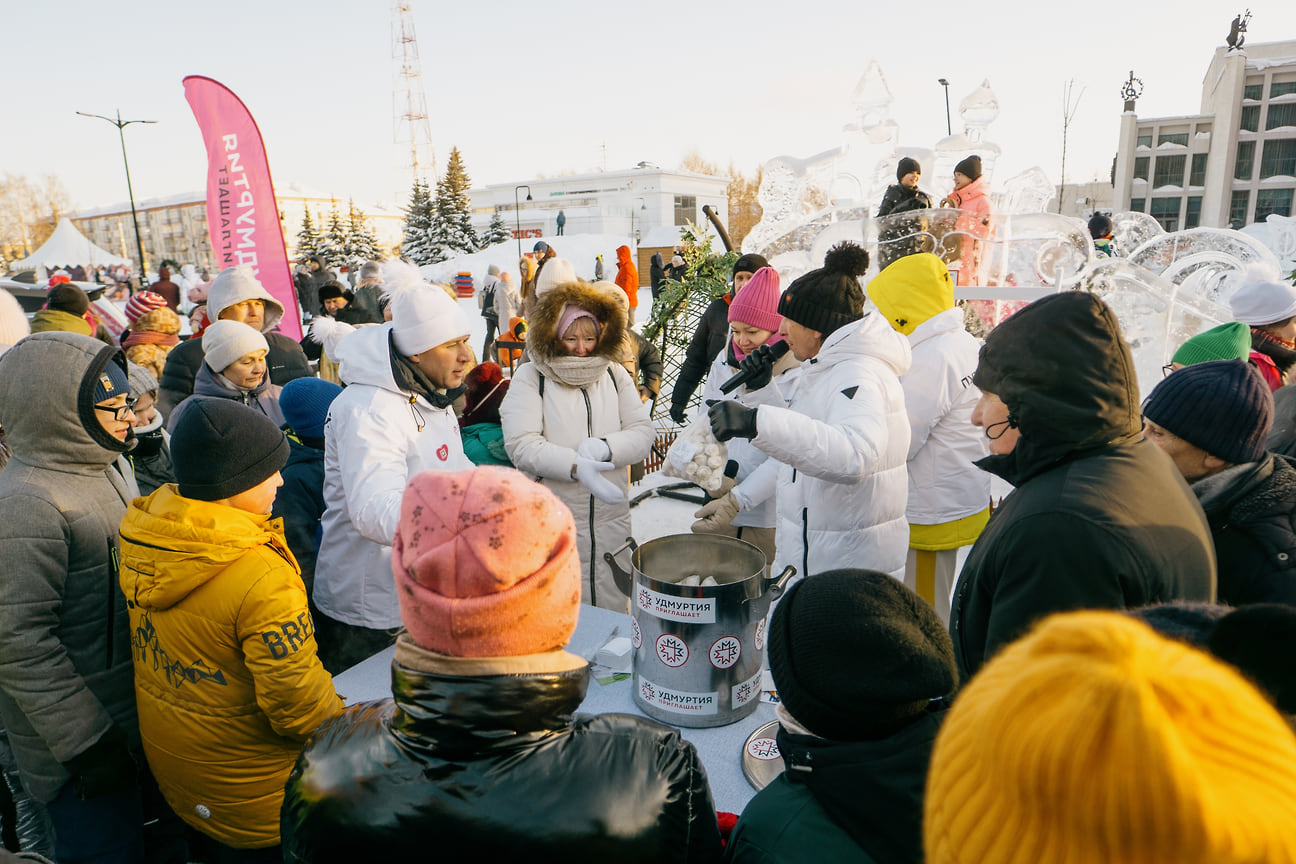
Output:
top-left (0, 167), bottom-right (1295, 863)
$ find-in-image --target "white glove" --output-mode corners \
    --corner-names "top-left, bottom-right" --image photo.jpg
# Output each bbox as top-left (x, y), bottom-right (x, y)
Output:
top-left (575, 457), bottom-right (625, 504)
top-left (577, 437), bottom-right (612, 462)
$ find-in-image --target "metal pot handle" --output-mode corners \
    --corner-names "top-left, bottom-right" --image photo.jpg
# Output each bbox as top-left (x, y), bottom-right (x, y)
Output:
top-left (603, 537), bottom-right (638, 597)
top-left (763, 565), bottom-right (796, 598)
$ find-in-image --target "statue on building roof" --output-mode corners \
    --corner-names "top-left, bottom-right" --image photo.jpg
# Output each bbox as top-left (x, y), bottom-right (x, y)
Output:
top-left (1227, 10), bottom-right (1251, 51)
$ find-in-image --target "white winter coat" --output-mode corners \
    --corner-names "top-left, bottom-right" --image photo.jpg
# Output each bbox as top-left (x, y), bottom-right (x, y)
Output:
top-left (498, 279), bottom-right (654, 611)
top-left (501, 360), bottom-right (653, 610)
top-left (314, 323), bottom-right (473, 629)
top-left (697, 340), bottom-right (800, 530)
top-left (902, 306), bottom-right (990, 525)
top-left (494, 278), bottom-right (520, 324)
top-left (733, 312), bottom-right (912, 579)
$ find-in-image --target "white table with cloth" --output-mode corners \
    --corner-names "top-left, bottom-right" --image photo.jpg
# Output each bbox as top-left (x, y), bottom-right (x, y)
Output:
top-left (332, 603), bottom-right (777, 814)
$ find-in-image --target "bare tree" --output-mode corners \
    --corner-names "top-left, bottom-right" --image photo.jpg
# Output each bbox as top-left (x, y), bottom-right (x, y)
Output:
top-left (0, 173), bottom-right (70, 263)
top-left (1058, 80), bottom-right (1085, 214)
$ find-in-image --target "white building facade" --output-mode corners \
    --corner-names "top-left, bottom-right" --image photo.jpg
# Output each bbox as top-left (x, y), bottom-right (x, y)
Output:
top-left (1114, 40), bottom-right (1296, 230)
top-left (468, 165), bottom-right (729, 245)
top-left (72, 185), bottom-right (405, 272)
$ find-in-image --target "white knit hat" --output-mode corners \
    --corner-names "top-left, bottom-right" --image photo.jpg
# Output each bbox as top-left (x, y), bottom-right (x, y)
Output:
top-left (383, 260), bottom-right (472, 356)
top-left (207, 265), bottom-right (285, 332)
top-left (1229, 269), bottom-right (1296, 326)
top-left (534, 258), bottom-right (578, 299)
top-left (202, 319), bottom-right (269, 374)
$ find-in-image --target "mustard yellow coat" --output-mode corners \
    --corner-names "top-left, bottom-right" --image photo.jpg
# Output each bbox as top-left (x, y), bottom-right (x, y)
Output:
top-left (118, 485), bottom-right (343, 849)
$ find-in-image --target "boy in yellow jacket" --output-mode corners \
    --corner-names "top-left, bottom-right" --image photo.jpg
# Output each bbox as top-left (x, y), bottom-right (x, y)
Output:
top-left (118, 397), bottom-right (343, 859)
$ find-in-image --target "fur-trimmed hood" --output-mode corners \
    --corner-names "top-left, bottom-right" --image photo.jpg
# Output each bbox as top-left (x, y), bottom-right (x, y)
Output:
top-left (528, 280), bottom-right (627, 362)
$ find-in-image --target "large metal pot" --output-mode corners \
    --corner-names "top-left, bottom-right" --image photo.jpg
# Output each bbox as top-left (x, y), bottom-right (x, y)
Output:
top-left (604, 534), bottom-right (794, 728)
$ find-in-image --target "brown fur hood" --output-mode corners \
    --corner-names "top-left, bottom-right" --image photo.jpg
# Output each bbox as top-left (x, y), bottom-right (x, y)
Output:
top-left (529, 280), bottom-right (627, 361)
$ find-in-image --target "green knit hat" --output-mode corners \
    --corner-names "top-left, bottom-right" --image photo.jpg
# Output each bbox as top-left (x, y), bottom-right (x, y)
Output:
top-left (1171, 322), bottom-right (1253, 367)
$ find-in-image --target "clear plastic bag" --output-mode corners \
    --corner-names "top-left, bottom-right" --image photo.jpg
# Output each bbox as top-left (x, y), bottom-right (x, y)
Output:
top-left (662, 414), bottom-right (728, 492)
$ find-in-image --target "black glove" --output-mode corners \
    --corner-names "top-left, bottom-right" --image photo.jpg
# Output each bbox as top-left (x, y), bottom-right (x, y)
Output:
top-left (708, 400), bottom-right (758, 442)
top-left (64, 724), bottom-right (137, 800)
top-left (669, 403), bottom-right (689, 426)
top-left (738, 344), bottom-right (779, 392)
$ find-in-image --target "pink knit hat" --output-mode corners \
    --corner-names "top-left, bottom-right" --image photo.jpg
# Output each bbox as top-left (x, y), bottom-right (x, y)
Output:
top-left (728, 267), bottom-right (783, 332)
top-left (124, 291), bottom-right (168, 324)
top-left (556, 303), bottom-right (601, 341)
top-left (392, 467), bottom-right (581, 657)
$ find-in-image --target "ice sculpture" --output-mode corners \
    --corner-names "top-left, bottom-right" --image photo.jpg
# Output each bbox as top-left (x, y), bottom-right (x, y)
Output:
top-left (998, 168), bottom-right (1057, 216)
top-left (1125, 227), bottom-right (1280, 309)
top-left (1082, 259), bottom-right (1229, 399)
top-left (1111, 211), bottom-right (1165, 257)
top-left (1241, 213), bottom-right (1296, 276)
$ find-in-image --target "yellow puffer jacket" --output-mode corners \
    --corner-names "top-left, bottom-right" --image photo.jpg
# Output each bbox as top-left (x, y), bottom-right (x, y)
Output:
top-left (118, 484), bottom-right (343, 849)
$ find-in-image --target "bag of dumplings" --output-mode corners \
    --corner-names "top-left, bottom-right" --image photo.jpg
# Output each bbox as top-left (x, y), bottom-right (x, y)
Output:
top-left (661, 414), bottom-right (729, 492)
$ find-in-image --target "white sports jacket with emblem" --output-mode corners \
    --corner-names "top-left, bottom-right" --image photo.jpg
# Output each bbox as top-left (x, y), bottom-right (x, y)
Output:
top-left (315, 322), bottom-right (472, 629)
top-left (733, 311), bottom-right (912, 580)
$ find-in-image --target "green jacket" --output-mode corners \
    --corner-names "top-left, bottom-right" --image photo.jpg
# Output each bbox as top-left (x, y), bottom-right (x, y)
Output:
top-left (462, 422), bottom-right (511, 467)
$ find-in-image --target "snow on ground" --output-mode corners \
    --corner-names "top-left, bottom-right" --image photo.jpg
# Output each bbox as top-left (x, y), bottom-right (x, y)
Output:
top-left (420, 233), bottom-right (637, 292)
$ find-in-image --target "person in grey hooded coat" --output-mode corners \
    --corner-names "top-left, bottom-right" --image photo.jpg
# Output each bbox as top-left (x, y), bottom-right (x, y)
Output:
top-left (0, 332), bottom-right (146, 862)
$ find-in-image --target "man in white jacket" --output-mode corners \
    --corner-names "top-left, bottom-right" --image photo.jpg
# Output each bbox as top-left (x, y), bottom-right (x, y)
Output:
top-left (313, 262), bottom-right (475, 672)
top-left (708, 242), bottom-right (912, 581)
top-left (867, 253), bottom-right (990, 623)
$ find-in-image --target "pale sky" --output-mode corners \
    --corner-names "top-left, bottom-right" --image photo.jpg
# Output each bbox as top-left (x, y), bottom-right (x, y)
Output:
top-left (10, 1), bottom-right (1296, 214)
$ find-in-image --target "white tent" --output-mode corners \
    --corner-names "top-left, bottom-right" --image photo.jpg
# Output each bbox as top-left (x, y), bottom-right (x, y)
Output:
top-left (9, 218), bottom-right (132, 271)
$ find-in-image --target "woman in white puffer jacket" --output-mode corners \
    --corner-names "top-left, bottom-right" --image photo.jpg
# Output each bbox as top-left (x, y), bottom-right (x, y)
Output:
top-left (500, 279), bottom-right (654, 610)
top-left (707, 243), bottom-right (912, 581)
top-left (691, 267), bottom-right (799, 565)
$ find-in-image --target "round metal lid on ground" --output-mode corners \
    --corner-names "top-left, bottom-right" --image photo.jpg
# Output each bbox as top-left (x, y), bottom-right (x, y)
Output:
top-left (741, 719), bottom-right (786, 790)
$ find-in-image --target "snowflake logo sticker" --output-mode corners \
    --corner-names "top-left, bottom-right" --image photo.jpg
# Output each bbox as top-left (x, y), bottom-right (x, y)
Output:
top-left (734, 681), bottom-right (754, 705)
top-left (754, 617), bottom-right (767, 651)
top-left (630, 616), bottom-right (642, 649)
top-left (709, 636), bottom-right (741, 669)
top-left (746, 737), bottom-right (781, 761)
top-left (655, 634), bottom-right (689, 668)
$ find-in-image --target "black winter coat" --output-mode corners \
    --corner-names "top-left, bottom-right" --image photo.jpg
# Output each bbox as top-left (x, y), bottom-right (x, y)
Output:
top-left (281, 647), bottom-right (723, 863)
top-left (1196, 454), bottom-right (1296, 606)
top-left (270, 436), bottom-right (326, 596)
top-left (156, 332), bottom-right (311, 421)
top-left (951, 292), bottom-right (1216, 682)
top-left (875, 183), bottom-right (933, 218)
top-left (727, 708), bottom-right (945, 864)
top-left (671, 296), bottom-right (731, 415)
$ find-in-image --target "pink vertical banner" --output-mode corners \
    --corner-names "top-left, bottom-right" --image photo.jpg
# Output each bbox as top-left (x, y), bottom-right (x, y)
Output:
top-left (183, 75), bottom-right (302, 339)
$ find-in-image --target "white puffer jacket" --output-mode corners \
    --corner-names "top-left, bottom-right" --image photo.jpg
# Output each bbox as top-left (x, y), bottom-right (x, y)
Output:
top-left (499, 280), bottom-right (654, 611)
top-left (903, 306), bottom-right (990, 525)
top-left (314, 323), bottom-right (473, 629)
top-left (697, 340), bottom-right (800, 529)
top-left (733, 312), bottom-right (912, 579)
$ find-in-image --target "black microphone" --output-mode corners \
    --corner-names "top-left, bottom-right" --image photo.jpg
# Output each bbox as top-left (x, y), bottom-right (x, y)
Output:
top-left (719, 341), bottom-right (790, 394)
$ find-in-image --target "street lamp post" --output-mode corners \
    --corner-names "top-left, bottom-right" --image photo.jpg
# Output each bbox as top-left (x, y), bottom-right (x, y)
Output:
top-left (514, 185), bottom-right (532, 259)
top-left (937, 79), bottom-right (952, 136)
top-left (632, 198), bottom-right (645, 246)
top-left (78, 110), bottom-right (155, 291)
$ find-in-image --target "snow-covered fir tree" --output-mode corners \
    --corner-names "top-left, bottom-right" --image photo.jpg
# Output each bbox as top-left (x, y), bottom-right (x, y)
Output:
top-left (479, 210), bottom-right (511, 249)
top-left (346, 199), bottom-right (383, 263)
top-left (401, 179), bottom-right (435, 265)
top-left (427, 147), bottom-right (477, 262)
top-left (295, 209), bottom-right (321, 260)
top-left (316, 205), bottom-right (349, 270)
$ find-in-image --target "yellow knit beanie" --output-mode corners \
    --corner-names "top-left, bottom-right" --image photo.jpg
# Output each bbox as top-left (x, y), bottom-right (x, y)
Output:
top-left (924, 611), bottom-right (1296, 864)
top-left (866, 252), bottom-right (954, 335)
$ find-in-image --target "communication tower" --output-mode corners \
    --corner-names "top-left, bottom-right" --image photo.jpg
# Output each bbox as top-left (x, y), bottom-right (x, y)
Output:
top-left (392, 1), bottom-right (436, 201)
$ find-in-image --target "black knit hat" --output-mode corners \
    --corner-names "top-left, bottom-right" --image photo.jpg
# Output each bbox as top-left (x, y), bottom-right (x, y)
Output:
top-left (896, 157), bottom-right (922, 181)
top-left (1142, 360), bottom-right (1273, 465)
top-left (170, 397), bottom-right (289, 501)
top-left (777, 242), bottom-right (868, 336)
top-left (733, 253), bottom-right (770, 278)
top-left (1088, 213), bottom-right (1114, 240)
top-left (954, 154), bottom-right (982, 181)
top-left (47, 284), bottom-right (89, 316)
top-left (768, 569), bottom-right (957, 740)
